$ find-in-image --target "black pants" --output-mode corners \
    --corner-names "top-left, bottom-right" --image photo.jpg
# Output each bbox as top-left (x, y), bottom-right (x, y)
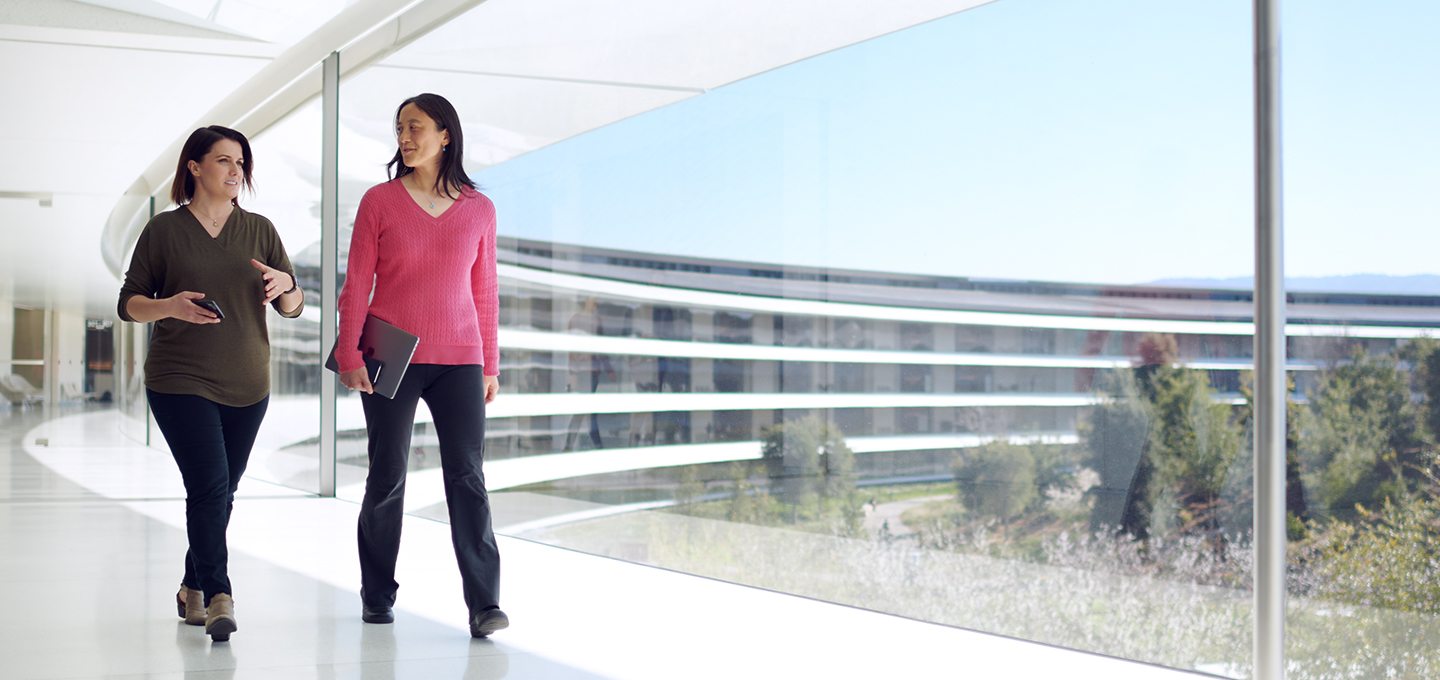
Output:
top-left (357, 364), bottom-right (500, 615)
top-left (147, 389), bottom-right (268, 607)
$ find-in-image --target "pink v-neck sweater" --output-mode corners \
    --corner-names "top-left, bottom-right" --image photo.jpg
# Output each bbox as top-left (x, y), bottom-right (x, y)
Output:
top-left (336, 178), bottom-right (500, 376)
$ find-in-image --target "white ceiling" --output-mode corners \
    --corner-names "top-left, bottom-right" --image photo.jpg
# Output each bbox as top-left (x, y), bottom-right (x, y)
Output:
top-left (352, 0), bottom-right (1000, 173)
top-left (0, 0), bottom-right (332, 317)
top-left (0, 0), bottom-right (997, 319)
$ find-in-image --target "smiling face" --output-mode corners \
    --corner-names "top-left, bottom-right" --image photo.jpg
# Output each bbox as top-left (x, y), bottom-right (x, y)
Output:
top-left (396, 103), bottom-right (450, 171)
top-left (187, 138), bottom-right (244, 202)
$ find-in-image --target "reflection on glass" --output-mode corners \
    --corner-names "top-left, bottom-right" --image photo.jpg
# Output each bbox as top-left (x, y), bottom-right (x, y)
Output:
top-left (322, 0), bottom-right (1266, 674)
top-left (1281, 1), bottom-right (1440, 676)
top-left (236, 100), bottom-right (325, 494)
top-left (1283, 338), bottom-right (1440, 678)
top-left (321, 0), bottom-right (1440, 676)
top-left (488, 248), bottom-right (1261, 671)
top-left (116, 316), bottom-right (148, 443)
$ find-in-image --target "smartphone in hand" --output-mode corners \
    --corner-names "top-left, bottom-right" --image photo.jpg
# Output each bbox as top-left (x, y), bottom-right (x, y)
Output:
top-left (192, 299), bottom-right (224, 319)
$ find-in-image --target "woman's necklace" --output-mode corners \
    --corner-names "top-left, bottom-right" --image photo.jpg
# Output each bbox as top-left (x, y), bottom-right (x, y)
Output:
top-left (194, 204), bottom-right (230, 228)
top-left (410, 175), bottom-right (444, 210)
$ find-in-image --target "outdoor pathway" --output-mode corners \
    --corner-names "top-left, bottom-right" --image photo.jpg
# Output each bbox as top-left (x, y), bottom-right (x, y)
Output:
top-left (863, 493), bottom-right (954, 539)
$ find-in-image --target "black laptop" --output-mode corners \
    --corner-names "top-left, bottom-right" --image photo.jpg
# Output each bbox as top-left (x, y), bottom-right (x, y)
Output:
top-left (325, 315), bottom-right (419, 399)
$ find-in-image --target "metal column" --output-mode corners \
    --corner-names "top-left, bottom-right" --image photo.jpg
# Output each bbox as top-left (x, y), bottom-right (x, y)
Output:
top-left (319, 51), bottom-right (340, 497)
top-left (146, 196), bottom-right (155, 446)
top-left (1253, 1), bottom-right (1286, 678)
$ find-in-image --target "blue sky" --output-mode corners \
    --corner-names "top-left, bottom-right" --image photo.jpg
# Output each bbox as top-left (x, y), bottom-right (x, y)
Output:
top-left (473, 0), bottom-right (1439, 286)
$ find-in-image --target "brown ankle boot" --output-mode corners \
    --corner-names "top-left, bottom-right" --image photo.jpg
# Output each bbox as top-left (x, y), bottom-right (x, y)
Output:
top-left (205, 593), bottom-right (237, 641)
top-left (177, 586), bottom-right (205, 626)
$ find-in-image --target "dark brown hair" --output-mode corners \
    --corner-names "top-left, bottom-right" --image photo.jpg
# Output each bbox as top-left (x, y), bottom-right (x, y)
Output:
top-left (386, 93), bottom-right (477, 199)
top-left (170, 125), bottom-right (254, 206)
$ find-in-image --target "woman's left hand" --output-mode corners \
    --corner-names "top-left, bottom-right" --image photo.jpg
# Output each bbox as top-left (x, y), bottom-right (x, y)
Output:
top-left (484, 375), bottom-right (499, 404)
top-left (251, 259), bottom-right (294, 305)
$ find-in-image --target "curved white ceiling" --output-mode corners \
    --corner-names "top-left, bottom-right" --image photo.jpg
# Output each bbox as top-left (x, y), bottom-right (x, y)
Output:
top-left (99, 0), bottom-right (487, 278)
top-left (100, 0), bottom-right (997, 278)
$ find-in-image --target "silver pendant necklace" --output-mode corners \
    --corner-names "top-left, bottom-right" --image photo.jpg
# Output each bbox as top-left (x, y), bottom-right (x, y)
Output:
top-left (412, 176), bottom-right (436, 209)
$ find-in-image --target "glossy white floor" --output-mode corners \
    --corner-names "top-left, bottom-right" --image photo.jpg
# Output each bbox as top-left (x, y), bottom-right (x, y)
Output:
top-left (0, 405), bottom-right (1205, 680)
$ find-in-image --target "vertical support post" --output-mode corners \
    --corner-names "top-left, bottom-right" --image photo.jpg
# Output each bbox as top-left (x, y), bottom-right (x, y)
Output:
top-left (319, 51), bottom-right (340, 497)
top-left (146, 195), bottom-right (156, 446)
top-left (44, 308), bottom-right (56, 409)
top-left (1253, 1), bottom-right (1286, 678)
top-left (146, 196), bottom-right (155, 446)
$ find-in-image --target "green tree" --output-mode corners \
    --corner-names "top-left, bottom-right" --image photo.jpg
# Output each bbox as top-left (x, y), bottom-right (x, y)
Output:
top-left (1083, 369), bottom-right (1152, 533)
top-left (1135, 365), bottom-right (1244, 537)
top-left (1111, 333), bottom-right (1182, 539)
top-left (953, 440), bottom-right (1037, 520)
top-left (1230, 374), bottom-right (1310, 540)
top-left (726, 462), bottom-right (760, 524)
top-left (1302, 347), bottom-right (1431, 521)
top-left (1030, 443), bottom-right (1084, 501)
top-left (1397, 335), bottom-right (1440, 441)
top-left (760, 415), bottom-right (856, 517)
top-left (675, 465), bottom-right (705, 506)
top-left (1082, 353), bottom-right (1244, 540)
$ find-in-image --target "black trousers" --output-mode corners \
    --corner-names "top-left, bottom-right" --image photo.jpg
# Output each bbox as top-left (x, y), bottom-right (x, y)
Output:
top-left (357, 364), bottom-right (500, 615)
top-left (147, 389), bottom-right (268, 607)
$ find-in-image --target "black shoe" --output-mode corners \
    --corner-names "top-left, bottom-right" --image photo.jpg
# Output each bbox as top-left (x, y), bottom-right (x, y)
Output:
top-left (362, 605), bottom-right (394, 624)
top-left (470, 608), bottom-right (509, 638)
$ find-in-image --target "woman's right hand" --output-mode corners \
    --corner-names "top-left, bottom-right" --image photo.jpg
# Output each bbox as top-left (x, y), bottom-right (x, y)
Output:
top-left (340, 367), bottom-right (374, 394)
top-left (168, 292), bottom-right (221, 324)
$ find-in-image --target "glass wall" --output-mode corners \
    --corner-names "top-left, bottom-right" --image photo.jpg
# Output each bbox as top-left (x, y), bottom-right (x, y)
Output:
top-left (1281, 2), bottom-right (1440, 678)
top-left (300, 0), bottom-right (1440, 676)
top-left (107, 102), bottom-right (328, 489)
top-left (239, 99), bottom-right (327, 494)
top-left (114, 311), bottom-right (147, 443)
top-left (327, 0), bottom-right (1268, 674)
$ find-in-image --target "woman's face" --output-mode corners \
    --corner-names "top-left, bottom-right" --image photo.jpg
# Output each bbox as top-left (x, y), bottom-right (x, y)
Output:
top-left (396, 103), bottom-right (450, 171)
top-left (187, 138), bottom-right (244, 202)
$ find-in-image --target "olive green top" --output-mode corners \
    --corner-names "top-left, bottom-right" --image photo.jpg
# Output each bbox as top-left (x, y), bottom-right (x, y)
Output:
top-left (117, 205), bottom-right (303, 407)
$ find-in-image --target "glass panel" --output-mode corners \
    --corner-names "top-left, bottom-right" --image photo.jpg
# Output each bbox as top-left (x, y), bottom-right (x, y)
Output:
top-left (339, 0), bottom-right (1262, 674)
top-left (115, 315), bottom-right (148, 443)
top-left (239, 99), bottom-right (325, 494)
top-left (1284, 2), bottom-right (1440, 677)
top-left (333, 68), bottom-right (406, 500)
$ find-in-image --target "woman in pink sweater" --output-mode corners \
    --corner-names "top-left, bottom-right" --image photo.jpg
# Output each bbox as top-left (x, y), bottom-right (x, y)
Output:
top-left (336, 93), bottom-right (507, 638)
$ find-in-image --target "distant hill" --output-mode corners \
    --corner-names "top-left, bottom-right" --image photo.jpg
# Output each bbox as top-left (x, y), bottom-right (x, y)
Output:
top-left (1148, 274), bottom-right (1440, 296)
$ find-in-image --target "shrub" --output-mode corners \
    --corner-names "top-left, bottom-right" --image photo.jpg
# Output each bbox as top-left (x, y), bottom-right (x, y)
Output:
top-left (1300, 474), bottom-right (1440, 614)
top-left (953, 441), bottom-right (1037, 520)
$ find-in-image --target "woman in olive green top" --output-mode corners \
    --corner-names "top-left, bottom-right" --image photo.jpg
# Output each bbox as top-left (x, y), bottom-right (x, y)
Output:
top-left (117, 125), bottom-right (303, 641)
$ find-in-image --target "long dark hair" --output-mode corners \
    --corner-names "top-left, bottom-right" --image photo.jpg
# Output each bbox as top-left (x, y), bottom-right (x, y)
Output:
top-left (170, 125), bottom-right (254, 206)
top-left (386, 93), bottom-right (477, 200)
